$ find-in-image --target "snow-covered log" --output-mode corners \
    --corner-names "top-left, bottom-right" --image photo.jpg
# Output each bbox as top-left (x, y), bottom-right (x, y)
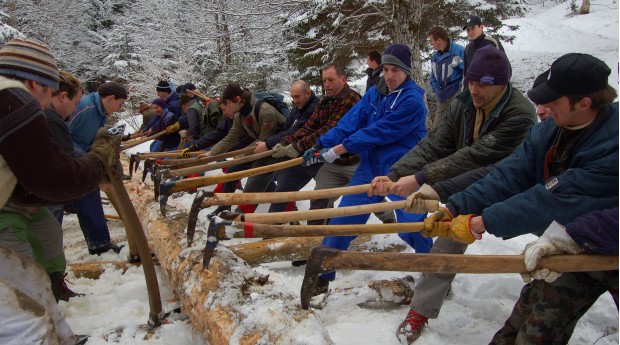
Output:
top-left (125, 179), bottom-right (333, 344)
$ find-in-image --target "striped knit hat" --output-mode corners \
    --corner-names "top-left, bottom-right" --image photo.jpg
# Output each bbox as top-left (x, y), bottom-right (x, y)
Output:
top-left (0, 37), bottom-right (59, 89)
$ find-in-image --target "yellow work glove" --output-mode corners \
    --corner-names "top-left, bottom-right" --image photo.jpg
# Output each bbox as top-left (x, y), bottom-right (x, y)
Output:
top-left (404, 184), bottom-right (440, 214)
top-left (166, 122), bottom-right (180, 134)
top-left (181, 144), bottom-right (199, 159)
top-left (422, 210), bottom-right (481, 244)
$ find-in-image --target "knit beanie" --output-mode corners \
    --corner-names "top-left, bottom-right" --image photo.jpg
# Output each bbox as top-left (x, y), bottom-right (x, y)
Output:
top-left (0, 37), bottom-right (59, 89)
top-left (381, 44), bottom-right (412, 75)
top-left (152, 98), bottom-right (167, 109)
top-left (465, 45), bottom-right (510, 86)
top-left (156, 80), bottom-right (172, 92)
top-left (180, 82), bottom-right (196, 94)
top-left (98, 81), bottom-right (128, 99)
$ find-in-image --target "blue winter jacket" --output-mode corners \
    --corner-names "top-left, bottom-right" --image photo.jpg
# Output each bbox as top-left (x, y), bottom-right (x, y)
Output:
top-left (317, 78), bottom-right (427, 176)
top-left (449, 102), bottom-right (619, 238)
top-left (151, 109), bottom-right (180, 149)
top-left (67, 92), bottom-right (106, 153)
top-left (430, 41), bottom-right (465, 102)
top-left (166, 91), bottom-right (182, 117)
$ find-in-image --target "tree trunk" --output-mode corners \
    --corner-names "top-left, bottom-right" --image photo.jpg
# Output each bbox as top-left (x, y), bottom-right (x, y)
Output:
top-left (390, 0), bottom-right (424, 85)
top-left (580, 0), bottom-right (591, 14)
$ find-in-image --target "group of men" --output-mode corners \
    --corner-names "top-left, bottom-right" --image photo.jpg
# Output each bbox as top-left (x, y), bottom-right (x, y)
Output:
top-left (0, 10), bottom-right (616, 344)
top-left (0, 37), bottom-right (121, 344)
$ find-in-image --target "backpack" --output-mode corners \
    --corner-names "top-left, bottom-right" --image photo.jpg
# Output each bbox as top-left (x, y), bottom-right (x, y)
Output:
top-left (254, 92), bottom-right (291, 118)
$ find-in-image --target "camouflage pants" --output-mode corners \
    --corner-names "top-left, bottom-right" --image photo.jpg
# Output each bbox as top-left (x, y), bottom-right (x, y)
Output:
top-left (490, 270), bottom-right (619, 345)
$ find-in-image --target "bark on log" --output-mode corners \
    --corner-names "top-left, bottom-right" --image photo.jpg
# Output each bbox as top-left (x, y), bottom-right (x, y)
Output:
top-left (125, 178), bottom-right (333, 344)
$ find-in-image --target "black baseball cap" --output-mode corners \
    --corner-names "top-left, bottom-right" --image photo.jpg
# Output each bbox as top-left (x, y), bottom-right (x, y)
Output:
top-left (463, 15), bottom-right (482, 30)
top-left (527, 53), bottom-right (611, 105)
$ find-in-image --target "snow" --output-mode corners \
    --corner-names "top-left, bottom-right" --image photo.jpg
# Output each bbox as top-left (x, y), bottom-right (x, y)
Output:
top-left (58, 2), bottom-right (618, 344)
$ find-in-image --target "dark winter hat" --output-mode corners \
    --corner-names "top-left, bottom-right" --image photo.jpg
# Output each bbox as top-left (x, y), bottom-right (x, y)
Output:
top-left (180, 93), bottom-right (193, 105)
top-left (527, 53), bottom-right (611, 105)
top-left (156, 80), bottom-right (172, 92)
top-left (98, 81), bottom-right (128, 99)
top-left (0, 37), bottom-right (59, 89)
top-left (381, 44), bottom-right (412, 75)
top-left (152, 98), bottom-right (167, 109)
top-left (222, 83), bottom-right (251, 101)
top-left (465, 45), bottom-right (510, 86)
top-left (463, 15), bottom-right (483, 30)
top-left (179, 82), bottom-right (196, 94)
top-left (532, 69), bottom-right (550, 89)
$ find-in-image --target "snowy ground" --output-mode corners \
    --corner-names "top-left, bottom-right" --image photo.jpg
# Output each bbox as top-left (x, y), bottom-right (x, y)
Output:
top-left (59, 1), bottom-right (618, 344)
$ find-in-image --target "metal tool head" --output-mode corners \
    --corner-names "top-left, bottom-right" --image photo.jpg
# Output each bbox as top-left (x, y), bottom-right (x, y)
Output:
top-left (152, 168), bottom-right (169, 200)
top-left (129, 154), bottom-right (138, 177)
top-left (202, 217), bottom-right (232, 269)
top-left (300, 246), bottom-right (340, 309)
top-left (142, 158), bottom-right (156, 182)
top-left (158, 180), bottom-right (176, 216)
top-left (187, 190), bottom-right (209, 247)
top-left (217, 210), bottom-right (242, 221)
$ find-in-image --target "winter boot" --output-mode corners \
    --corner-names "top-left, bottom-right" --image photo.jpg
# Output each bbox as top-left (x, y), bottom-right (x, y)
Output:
top-left (291, 259), bottom-right (307, 267)
top-left (89, 243), bottom-right (124, 256)
top-left (396, 309), bottom-right (428, 344)
top-left (50, 272), bottom-right (84, 302)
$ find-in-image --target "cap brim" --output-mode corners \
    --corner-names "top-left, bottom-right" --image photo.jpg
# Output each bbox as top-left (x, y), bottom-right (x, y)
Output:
top-left (527, 81), bottom-right (563, 105)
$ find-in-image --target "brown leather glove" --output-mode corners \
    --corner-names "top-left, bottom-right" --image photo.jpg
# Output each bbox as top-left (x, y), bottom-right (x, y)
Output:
top-left (90, 128), bottom-right (121, 173)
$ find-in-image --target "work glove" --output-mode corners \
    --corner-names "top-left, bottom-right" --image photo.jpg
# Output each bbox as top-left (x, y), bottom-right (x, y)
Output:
top-left (272, 143), bottom-right (300, 159)
top-left (404, 184), bottom-right (440, 214)
top-left (166, 122), bottom-right (180, 134)
top-left (521, 221), bottom-right (581, 283)
top-left (178, 130), bottom-right (187, 138)
top-left (422, 210), bottom-right (480, 244)
top-left (181, 144), bottom-right (200, 159)
top-left (318, 147), bottom-right (340, 163)
top-left (303, 148), bottom-right (321, 166)
top-left (90, 128), bottom-right (121, 174)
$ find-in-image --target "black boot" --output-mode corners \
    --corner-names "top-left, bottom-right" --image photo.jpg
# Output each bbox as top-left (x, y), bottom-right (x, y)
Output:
top-left (89, 243), bottom-right (124, 255)
top-left (49, 272), bottom-right (84, 302)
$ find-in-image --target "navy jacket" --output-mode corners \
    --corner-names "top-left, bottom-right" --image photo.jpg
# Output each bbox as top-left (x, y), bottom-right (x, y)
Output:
top-left (449, 103), bottom-right (619, 238)
top-left (265, 92), bottom-right (319, 149)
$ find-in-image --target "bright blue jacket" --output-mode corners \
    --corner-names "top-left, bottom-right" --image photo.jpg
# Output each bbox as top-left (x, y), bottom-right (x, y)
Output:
top-left (67, 92), bottom-right (106, 153)
top-left (317, 78), bottom-right (427, 176)
top-left (430, 41), bottom-right (465, 102)
top-left (449, 102), bottom-right (619, 238)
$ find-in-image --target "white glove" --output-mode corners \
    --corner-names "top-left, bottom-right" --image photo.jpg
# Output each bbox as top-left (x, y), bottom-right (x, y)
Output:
top-left (320, 148), bottom-right (340, 163)
top-left (522, 221), bottom-right (582, 283)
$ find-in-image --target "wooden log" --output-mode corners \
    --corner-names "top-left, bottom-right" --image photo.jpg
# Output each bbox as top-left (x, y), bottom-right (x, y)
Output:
top-left (126, 178), bottom-right (332, 344)
top-left (69, 261), bottom-right (130, 279)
